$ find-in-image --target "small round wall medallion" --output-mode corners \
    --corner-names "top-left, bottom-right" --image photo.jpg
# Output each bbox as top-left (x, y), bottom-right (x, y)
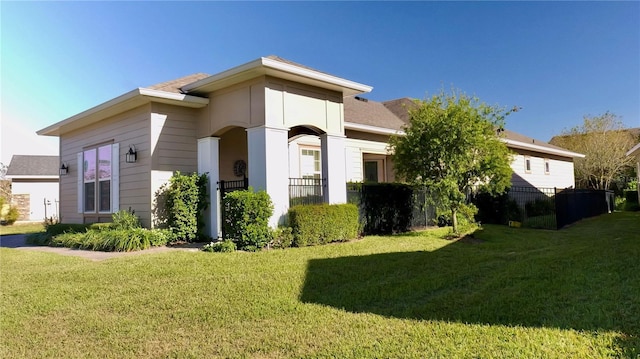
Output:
top-left (233, 160), bottom-right (247, 177)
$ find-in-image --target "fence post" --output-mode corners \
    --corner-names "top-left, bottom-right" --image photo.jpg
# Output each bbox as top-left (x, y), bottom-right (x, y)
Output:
top-left (554, 187), bottom-right (559, 230)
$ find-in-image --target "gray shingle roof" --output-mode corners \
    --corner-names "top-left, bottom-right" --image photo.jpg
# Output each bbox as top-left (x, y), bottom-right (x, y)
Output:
top-left (147, 73), bottom-right (210, 93)
top-left (344, 96), bottom-right (406, 131)
top-left (382, 97), bottom-right (418, 122)
top-left (501, 129), bottom-right (571, 153)
top-left (6, 155), bottom-right (59, 176)
top-left (376, 97), bottom-right (578, 155)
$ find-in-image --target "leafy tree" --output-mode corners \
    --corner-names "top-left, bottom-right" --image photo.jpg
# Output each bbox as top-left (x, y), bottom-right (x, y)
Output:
top-left (549, 112), bottom-right (637, 190)
top-left (390, 89), bottom-right (514, 233)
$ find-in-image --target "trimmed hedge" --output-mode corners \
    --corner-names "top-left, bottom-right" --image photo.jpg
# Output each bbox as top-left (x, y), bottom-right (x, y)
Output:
top-left (360, 183), bottom-right (414, 235)
top-left (222, 188), bottom-right (273, 251)
top-left (288, 203), bottom-right (359, 247)
top-left (624, 190), bottom-right (640, 211)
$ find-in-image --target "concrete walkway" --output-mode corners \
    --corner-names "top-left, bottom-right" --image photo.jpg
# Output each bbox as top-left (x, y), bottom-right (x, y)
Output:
top-left (0, 234), bottom-right (202, 261)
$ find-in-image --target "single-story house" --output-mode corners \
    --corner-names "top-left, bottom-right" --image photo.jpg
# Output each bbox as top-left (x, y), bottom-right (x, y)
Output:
top-left (5, 155), bottom-right (60, 221)
top-left (37, 56), bottom-right (583, 238)
top-left (379, 98), bottom-right (584, 190)
top-left (627, 142), bottom-right (640, 202)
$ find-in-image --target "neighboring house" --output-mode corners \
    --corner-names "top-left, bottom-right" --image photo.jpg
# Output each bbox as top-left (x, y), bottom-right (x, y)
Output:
top-left (627, 142), bottom-right (640, 202)
top-left (37, 55), bottom-right (582, 239)
top-left (5, 155), bottom-right (59, 221)
top-left (380, 98), bottom-right (585, 189)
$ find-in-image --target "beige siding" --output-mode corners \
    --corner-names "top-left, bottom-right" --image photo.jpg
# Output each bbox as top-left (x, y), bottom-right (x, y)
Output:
top-left (59, 105), bottom-right (151, 225)
top-left (149, 103), bottom-right (200, 226)
top-left (203, 78), bottom-right (266, 137)
top-left (265, 77), bottom-right (343, 135)
top-left (510, 150), bottom-right (576, 189)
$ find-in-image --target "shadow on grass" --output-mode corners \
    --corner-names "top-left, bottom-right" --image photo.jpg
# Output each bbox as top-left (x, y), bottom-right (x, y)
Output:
top-left (300, 227), bottom-right (639, 356)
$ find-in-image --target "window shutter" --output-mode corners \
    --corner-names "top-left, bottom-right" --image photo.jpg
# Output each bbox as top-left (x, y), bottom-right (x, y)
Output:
top-left (77, 152), bottom-right (83, 213)
top-left (111, 143), bottom-right (120, 212)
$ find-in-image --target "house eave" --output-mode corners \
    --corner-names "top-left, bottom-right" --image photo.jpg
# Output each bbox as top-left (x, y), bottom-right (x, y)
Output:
top-left (183, 57), bottom-right (373, 96)
top-left (5, 175), bottom-right (59, 180)
top-left (344, 122), bottom-right (405, 136)
top-left (37, 88), bottom-right (209, 137)
top-left (626, 142), bottom-right (640, 157)
top-left (502, 139), bottom-right (585, 159)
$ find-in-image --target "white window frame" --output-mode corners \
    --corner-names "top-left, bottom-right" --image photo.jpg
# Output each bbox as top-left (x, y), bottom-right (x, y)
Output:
top-left (77, 143), bottom-right (119, 214)
top-left (300, 147), bottom-right (321, 179)
top-left (544, 158), bottom-right (550, 175)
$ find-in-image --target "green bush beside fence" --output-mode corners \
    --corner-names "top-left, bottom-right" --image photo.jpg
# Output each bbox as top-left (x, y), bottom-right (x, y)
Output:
top-left (288, 203), bottom-right (359, 247)
top-left (624, 190), bottom-right (640, 211)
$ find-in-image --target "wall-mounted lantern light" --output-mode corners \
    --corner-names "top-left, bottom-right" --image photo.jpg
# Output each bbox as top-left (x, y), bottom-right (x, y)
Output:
top-left (59, 163), bottom-right (69, 176)
top-left (126, 145), bottom-right (137, 163)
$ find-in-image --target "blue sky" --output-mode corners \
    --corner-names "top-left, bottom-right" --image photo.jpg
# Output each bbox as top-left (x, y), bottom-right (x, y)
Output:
top-left (1, 1), bottom-right (638, 164)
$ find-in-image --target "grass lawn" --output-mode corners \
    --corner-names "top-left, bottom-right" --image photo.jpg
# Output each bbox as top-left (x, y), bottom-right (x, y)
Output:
top-left (0, 222), bottom-right (44, 236)
top-left (1, 212), bottom-right (638, 358)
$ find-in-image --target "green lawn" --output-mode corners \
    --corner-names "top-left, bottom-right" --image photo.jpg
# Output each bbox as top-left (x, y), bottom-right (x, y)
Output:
top-left (0, 222), bottom-right (44, 236)
top-left (1, 212), bottom-right (638, 358)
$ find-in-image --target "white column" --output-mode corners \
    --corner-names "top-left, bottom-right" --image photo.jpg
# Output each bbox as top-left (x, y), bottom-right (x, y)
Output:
top-left (246, 126), bottom-right (289, 227)
top-left (198, 137), bottom-right (221, 239)
top-left (321, 133), bottom-right (347, 204)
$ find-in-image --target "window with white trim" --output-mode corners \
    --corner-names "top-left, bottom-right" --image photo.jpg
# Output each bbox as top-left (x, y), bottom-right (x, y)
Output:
top-left (524, 156), bottom-right (532, 173)
top-left (300, 148), bottom-right (321, 179)
top-left (544, 159), bottom-right (550, 174)
top-left (79, 143), bottom-right (119, 214)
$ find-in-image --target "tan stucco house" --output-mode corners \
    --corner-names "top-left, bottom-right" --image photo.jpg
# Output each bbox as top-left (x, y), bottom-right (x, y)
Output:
top-left (38, 56), bottom-right (582, 239)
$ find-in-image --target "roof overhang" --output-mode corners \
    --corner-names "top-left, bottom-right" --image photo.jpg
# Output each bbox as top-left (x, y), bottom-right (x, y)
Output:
top-left (627, 142), bottom-right (640, 157)
top-left (5, 175), bottom-right (59, 180)
top-left (344, 122), bottom-right (405, 136)
top-left (37, 88), bottom-right (209, 137)
top-left (182, 57), bottom-right (373, 97)
top-left (503, 139), bottom-right (585, 158)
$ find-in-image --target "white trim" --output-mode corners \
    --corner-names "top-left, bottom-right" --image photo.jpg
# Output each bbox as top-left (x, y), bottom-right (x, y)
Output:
top-left (182, 57), bottom-right (373, 96)
top-left (344, 122), bottom-right (405, 136)
top-left (111, 143), bottom-right (119, 212)
top-left (77, 153), bottom-right (83, 214)
top-left (37, 88), bottom-right (209, 136)
top-left (502, 139), bottom-right (585, 158)
top-left (5, 175), bottom-right (59, 180)
top-left (627, 142), bottom-right (640, 157)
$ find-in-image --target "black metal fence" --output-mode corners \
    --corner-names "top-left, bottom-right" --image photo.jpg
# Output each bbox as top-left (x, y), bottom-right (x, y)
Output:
top-left (494, 186), bottom-right (614, 230)
top-left (346, 183), bottom-right (435, 232)
top-left (289, 178), bottom-right (325, 206)
top-left (218, 178), bottom-right (249, 199)
top-left (555, 188), bottom-right (614, 229)
top-left (218, 178), bottom-right (248, 238)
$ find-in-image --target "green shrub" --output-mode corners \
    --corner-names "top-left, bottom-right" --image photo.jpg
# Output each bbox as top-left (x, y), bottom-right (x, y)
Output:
top-left (472, 190), bottom-right (522, 225)
top-left (288, 203), bottom-right (359, 247)
top-left (624, 190), bottom-right (640, 211)
top-left (524, 197), bottom-right (555, 217)
top-left (48, 227), bottom-right (169, 252)
top-left (0, 199), bottom-right (19, 225)
top-left (45, 223), bottom-right (91, 236)
top-left (202, 239), bottom-right (236, 253)
top-left (271, 227), bottom-right (294, 249)
top-left (162, 171), bottom-right (209, 242)
top-left (111, 208), bottom-right (140, 230)
top-left (615, 196), bottom-right (626, 211)
top-left (436, 203), bottom-right (478, 229)
top-left (222, 188), bottom-right (273, 251)
top-left (360, 183), bottom-right (414, 235)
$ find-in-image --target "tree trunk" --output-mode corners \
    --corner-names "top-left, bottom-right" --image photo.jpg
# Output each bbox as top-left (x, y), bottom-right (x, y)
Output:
top-left (451, 208), bottom-right (458, 234)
